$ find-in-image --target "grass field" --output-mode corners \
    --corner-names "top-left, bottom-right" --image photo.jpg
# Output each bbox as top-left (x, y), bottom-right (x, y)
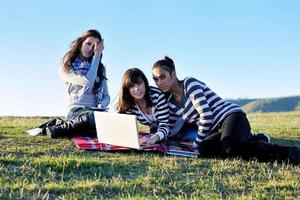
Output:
top-left (0, 112), bottom-right (299, 199)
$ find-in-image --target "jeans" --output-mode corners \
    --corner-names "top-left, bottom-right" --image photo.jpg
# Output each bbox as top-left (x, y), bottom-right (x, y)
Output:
top-left (67, 106), bottom-right (95, 125)
top-left (173, 123), bottom-right (198, 141)
top-left (66, 106), bottom-right (97, 137)
top-left (199, 112), bottom-right (251, 157)
top-left (175, 112), bottom-right (251, 157)
top-left (174, 112), bottom-right (300, 164)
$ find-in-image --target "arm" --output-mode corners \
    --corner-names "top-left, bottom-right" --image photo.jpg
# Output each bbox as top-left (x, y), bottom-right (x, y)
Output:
top-left (142, 91), bottom-right (170, 144)
top-left (60, 40), bottom-right (104, 86)
top-left (60, 53), bottom-right (101, 86)
top-left (96, 67), bottom-right (110, 108)
top-left (153, 92), bottom-right (170, 141)
top-left (185, 78), bottom-right (213, 146)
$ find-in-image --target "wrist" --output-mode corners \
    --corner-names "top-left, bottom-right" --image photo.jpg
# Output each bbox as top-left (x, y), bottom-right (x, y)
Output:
top-left (151, 134), bottom-right (160, 142)
top-left (155, 131), bottom-right (164, 141)
top-left (192, 142), bottom-right (199, 149)
top-left (94, 52), bottom-right (101, 57)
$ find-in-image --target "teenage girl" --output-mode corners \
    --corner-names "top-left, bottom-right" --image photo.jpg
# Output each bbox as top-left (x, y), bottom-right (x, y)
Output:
top-left (117, 68), bottom-right (169, 144)
top-left (152, 56), bottom-right (300, 164)
top-left (46, 29), bottom-right (110, 138)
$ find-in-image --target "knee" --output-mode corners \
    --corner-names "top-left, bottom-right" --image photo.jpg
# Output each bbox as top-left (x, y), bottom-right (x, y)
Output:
top-left (86, 112), bottom-right (95, 126)
top-left (221, 136), bottom-right (235, 156)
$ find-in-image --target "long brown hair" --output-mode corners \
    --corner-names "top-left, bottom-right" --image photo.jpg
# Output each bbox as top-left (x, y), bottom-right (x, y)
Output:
top-left (116, 68), bottom-right (152, 113)
top-left (61, 29), bottom-right (106, 90)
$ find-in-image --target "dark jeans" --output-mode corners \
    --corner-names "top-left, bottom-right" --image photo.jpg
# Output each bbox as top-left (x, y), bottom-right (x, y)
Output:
top-left (67, 106), bottom-right (96, 123)
top-left (66, 106), bottom-right (97, 137)
top-left (175, 112), bottom-right (300, 164)
top-left (199, 112), bottom-right (251, 157)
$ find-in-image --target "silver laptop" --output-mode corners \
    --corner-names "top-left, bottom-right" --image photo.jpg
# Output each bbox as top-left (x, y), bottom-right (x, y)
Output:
top-left (94, 112), bottom-right (141, 149)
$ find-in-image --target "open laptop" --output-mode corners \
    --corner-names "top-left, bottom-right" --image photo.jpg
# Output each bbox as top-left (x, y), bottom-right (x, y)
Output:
top-left (94, 112), bottom-right (142, 149)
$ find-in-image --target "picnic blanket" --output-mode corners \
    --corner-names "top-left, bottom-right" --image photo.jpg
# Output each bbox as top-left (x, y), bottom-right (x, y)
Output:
top-left (72, 132), bottom-right (199, 158)
top-left (26, 118), bottom-right (199, 158)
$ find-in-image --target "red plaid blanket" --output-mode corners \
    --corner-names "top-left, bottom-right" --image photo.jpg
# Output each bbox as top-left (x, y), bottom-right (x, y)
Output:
top-left (72, 136), bottom-right (166, 153)
top-left (72, 132), bottom-right (200, 157)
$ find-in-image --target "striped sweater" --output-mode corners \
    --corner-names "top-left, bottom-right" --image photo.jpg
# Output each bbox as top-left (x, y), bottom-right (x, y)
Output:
top-left (168, 77), bottom-right (242, 145)
top-left (128, 86), bottom-right (170, 141)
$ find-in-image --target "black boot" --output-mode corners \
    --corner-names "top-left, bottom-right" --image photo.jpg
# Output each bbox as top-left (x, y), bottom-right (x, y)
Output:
top-left (288, 145), bottom-right (300, 165)
top-left (198, 139), bottom-right (222, 158)
top-left (46, 113), bottom-right (95, 138)
top-left (231, 141), bottom-right (300, 165)
top-left (248, 132), bottom-right (271, 143)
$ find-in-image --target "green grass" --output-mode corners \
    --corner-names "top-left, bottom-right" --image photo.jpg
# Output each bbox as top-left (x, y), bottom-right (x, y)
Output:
top-left (0, 112), bottom-right (300, 199)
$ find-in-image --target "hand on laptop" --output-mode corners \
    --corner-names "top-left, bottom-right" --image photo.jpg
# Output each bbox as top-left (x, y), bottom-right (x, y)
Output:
top-left (140, 134), bottom-right (160, 145)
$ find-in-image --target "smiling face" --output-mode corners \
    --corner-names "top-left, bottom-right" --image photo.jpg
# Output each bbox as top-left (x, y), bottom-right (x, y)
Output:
top-left (152, 67), bottom-right (175, 93)
top-left (80, 36), bottom-right (100, 59)
top-left (129, 80), bottom-right (146, 101)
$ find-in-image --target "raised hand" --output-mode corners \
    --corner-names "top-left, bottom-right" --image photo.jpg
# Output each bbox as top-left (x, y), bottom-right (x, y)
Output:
top-left (94, 39), bottom-right (104, 56)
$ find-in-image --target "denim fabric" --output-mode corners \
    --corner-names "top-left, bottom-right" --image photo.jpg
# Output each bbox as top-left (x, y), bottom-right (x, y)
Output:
top-left (172, 123), bottom-right (198, 141)
top-left (67, 106), bottom-right (95, 126)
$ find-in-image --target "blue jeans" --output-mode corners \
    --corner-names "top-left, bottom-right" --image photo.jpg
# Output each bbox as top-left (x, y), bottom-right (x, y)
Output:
top-left (174, 124), bottom-right (198, 141)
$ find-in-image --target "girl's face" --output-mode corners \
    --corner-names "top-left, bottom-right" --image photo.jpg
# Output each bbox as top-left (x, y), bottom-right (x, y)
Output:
top-left (80, 36), bottom-right (100, 59)
top-left (129, 80), bottom-right (146, 101)
top-left (152, 67), bottom-right (175, 92)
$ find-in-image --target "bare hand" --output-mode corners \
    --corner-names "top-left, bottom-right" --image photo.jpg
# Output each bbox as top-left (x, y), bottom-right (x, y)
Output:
top-left (140, 134), bottom-right (160, 145)
top-left (94, 39), bottom-right (104, 56)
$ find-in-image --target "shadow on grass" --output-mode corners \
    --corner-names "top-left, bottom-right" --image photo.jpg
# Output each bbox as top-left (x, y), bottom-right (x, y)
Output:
top-left (1, 153), bottom-right (197, 198)
top-left (270, 138), bottom-right (300, 146)
top-left (0, 151), bottom-right (160, 180)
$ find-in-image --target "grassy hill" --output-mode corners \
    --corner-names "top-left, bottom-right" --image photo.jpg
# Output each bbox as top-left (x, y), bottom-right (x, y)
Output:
top-left (227, 95), bottom-right (300, 113)
top-left (0, 113), bottom-right (300, 199)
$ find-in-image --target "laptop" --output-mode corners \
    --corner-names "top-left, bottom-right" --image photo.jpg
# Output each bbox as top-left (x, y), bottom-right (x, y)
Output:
top-left (94, 112), bottom-right (142, 149)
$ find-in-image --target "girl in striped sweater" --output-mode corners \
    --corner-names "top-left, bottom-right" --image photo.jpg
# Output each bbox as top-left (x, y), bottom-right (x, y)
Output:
top-left (152, 56), bottom-right (300, 164)
top-left (116, 68), bottom-right (170, 144)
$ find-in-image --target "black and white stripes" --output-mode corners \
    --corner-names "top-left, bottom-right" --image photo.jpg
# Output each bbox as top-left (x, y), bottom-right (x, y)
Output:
top-left (130, 86), bottom-right (170, 141)
top-left (169, 77), bottom-right (242, 145)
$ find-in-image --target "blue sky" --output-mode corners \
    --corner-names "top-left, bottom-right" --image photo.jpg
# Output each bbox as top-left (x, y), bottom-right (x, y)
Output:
top-left (0, 0), bottom-right (299, 116)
